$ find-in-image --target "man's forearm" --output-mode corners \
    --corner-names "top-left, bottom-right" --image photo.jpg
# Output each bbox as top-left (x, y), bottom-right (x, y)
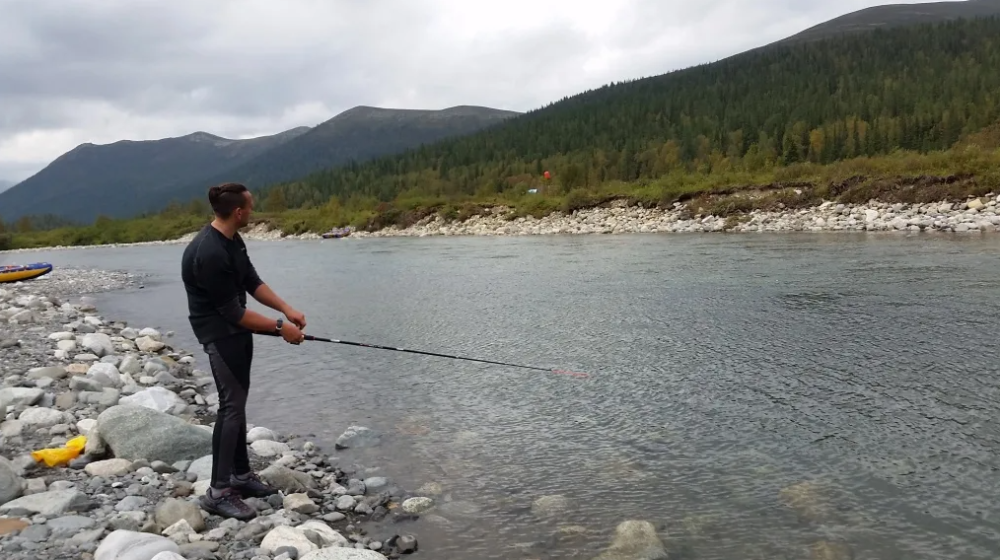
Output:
top-left (237, 308), bottom-right (281, 332)
top-left (250, 283), bottom-right (291, 315)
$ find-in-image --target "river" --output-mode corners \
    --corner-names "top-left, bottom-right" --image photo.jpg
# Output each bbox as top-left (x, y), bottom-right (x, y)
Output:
top-left (6, 232), bottom-right (1000, 560)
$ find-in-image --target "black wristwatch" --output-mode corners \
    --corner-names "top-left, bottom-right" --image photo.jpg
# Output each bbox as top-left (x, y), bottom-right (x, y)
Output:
top-left (275, 318), bottom-right (284, 333)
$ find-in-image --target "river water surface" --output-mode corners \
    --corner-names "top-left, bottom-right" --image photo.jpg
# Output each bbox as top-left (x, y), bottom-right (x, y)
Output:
top-left (6, 232), bottom-right (1000, 560)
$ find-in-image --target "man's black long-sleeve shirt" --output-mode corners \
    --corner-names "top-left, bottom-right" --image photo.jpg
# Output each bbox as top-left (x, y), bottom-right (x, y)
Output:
top-left (181, 224), bottom-right (264, 345)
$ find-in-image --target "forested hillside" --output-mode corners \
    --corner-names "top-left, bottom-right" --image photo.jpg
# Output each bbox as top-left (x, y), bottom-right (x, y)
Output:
top-left (265, 17), bottom-right (1000, 209)
top-left (168, 105), bottom-right (519, 209)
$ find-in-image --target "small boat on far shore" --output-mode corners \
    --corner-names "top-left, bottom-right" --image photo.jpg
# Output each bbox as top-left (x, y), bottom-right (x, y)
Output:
top-left (0, 262), bottom-right (53, 283)
top-left (321, 227), bottom-right (352, 239)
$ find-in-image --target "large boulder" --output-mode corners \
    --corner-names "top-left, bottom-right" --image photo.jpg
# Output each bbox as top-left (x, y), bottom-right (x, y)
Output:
top-left (96, 405), bottom-right (212, 464)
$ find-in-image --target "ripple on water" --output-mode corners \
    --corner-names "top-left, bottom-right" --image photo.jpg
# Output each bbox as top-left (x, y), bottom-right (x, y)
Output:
top-left (39, 233), bottom-right (1000, 560)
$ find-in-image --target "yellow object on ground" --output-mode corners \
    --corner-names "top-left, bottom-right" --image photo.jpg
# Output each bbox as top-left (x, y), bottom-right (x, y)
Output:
top-left (31, 435), bottom-right (87, 467)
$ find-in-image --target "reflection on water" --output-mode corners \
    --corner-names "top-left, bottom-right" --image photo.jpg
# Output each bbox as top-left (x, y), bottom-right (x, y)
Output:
top-left (18, 232), bottom-right (1000, 560)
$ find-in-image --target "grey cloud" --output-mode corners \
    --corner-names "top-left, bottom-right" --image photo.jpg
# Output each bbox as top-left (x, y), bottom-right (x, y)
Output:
top-left (0, 0), bottom-right (932, 181)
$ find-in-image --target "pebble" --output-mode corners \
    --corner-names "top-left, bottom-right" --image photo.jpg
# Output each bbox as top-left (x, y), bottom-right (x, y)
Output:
top-left (0, 277), bottom-right (428, 560)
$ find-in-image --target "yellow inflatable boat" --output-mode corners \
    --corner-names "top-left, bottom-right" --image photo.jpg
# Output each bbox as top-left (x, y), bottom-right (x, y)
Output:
top-left (0, 262), bottom-right (53, 283)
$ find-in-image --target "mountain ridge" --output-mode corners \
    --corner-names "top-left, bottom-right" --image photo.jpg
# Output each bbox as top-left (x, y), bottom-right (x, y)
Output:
top-left (0, 106), bottom-right (518, 223)
top-left (0, 126), bottom-right (311, 224)
top-left (775, 0), bottom-right (1000, 44)
top-left (159, 105), bottom-right (521, 211)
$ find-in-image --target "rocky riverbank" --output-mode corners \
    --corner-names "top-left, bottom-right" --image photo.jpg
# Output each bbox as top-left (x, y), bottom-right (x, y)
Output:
top-left (7, 194), bottom-right (998, 255)
top-left (0, 275), bottom-right (428, 560)
top-left (353, 195), bottom-right (1000, 237)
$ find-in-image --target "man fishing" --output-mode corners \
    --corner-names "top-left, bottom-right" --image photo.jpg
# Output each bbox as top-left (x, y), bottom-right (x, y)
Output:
top-left (180, 182), bottom-right (307, 520)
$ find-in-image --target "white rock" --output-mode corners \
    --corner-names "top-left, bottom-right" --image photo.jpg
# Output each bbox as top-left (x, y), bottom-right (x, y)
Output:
top-left (0, 489), bottom-right (90, 516)
top-left (246, 426), bottom-right (277, 443)
top-left (81, 333), bottom-right (114, 357)
top-left (260, 525), bottom-right (319, 557)
top-left (9, 309), bottom-right (34, 323)
top-left (335, 495), bottom-right (355, 511)
top-left (150, 553), bottom-right (188, 560)
top-left (87, 362), bottom-right (123, 388)
top-left (77, 418), bottom-right (98, 436)
top-left (17, 407), bottom-right (67, 428)
top-left (119, 354), bottom-right (142, 375)
top-left (162, 518), bottom-right (195, 540)
top-left (1, 420), bottom-right (25, 437)
top-left (135, 336), bottom-right (166, 353)
top-left (296, 520), bottom-right (349, 548)
top-left (186, 455), bottom-right (213, 482)
top-left (0, 387), bottom-right (44, 409)
top-left (138, 328), bottom-right (162, 341)
top-left (250, 440), bottom-right (290, 457)
top-left (401, 497), bottom-right (434, 514)
top-left (48, 331), bottom-right (76, 341)
top-left (119, 387), bottom-right (185, 414)
top-left (94, 529), bottom-right (180, 560)
top-left (284, 493), bottom-right (320, 514)
top-left (85, 458), bottom-right (133, 477)
top-left (57, 339), bottom-right (77, 351)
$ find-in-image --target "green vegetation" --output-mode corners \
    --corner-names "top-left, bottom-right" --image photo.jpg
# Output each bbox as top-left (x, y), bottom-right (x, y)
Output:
top-left (5, 135), bottom-right (999, 250)
top-left (0, 200), bottom-right (212, 251)
top-left (5, 17), bottom-right (1000, 250)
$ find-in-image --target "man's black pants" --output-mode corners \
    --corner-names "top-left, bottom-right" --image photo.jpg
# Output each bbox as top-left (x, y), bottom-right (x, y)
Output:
top-left (204, 331), bottom-right (253, 489)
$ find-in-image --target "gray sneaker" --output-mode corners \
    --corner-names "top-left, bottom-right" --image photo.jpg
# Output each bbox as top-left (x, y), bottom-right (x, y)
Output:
top-left (199, 486), bottom-right (257, 520)
top-left (231, 471), bottom-right (279, 498)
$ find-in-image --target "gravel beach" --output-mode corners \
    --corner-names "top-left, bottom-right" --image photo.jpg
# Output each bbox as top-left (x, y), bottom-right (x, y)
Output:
top-left (354, 195), bottom-right (1000, 237)
top-left (0, 271), bottom-right (428, 560)
top-left (4, 195), bottom-right (999, 255)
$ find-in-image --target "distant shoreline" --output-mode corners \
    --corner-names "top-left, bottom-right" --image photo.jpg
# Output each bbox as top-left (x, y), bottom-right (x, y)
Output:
top-left (3, 195), bottom-right (998, 254)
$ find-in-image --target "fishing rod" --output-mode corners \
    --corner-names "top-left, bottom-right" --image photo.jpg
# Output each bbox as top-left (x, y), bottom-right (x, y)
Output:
top-left (253, 330), bottom-right (589, 379)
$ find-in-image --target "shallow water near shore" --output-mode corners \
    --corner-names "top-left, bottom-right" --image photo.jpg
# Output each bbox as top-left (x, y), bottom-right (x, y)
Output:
top-left (7, 232), bottom-right (1000, 559)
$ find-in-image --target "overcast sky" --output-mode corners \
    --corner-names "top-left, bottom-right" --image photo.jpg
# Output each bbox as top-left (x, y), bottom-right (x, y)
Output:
top-left (0, 0), bottom-right (933, 183)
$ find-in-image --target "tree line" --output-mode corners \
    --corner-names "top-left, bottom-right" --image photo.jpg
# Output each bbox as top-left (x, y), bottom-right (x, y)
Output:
top-left (257, 17), bottom-right (1000, 209)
